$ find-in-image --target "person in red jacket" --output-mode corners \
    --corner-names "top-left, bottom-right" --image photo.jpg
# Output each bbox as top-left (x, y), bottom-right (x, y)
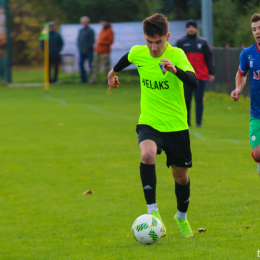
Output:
top-left (89, 16), bottom-right (114, 83)
top-left (176, 20), bottom-right (215, 127)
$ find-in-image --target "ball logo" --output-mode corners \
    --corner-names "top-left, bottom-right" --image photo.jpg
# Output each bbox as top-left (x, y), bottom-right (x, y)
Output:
top-left (252, 136), bottom-right (256, 141)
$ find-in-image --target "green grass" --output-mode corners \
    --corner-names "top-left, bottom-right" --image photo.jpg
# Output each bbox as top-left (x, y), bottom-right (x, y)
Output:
top-left (0, 69), bottom-right (259, 259)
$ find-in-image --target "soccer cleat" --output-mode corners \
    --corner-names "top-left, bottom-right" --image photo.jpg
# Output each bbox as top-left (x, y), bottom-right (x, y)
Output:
top-left (174, 213), bottom-right (193, 238)
top-left (258, 163), bottom-right (260, 177)
top-left (150, 210), bottom-right (166, 237)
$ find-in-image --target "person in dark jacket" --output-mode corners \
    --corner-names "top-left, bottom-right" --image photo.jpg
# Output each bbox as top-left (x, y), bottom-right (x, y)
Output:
top-left (77, 16), bottom-right (95, 83)
top-left (176, 20), bottom-right (215, 127)
top-left (41, 22), bottom-right (64, 83)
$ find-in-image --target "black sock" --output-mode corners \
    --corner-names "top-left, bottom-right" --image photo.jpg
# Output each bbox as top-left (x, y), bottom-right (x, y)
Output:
top-left (140, 162), bottom-right (156, 204)
top-left (175, 179), bottom-right (190, 213)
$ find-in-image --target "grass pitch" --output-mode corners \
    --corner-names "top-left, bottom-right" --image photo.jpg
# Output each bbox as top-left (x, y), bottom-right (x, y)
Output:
top-left (0, 69), bottom-right (259, 259)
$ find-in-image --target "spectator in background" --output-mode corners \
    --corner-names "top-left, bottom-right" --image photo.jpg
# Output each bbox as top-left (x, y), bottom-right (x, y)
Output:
top-left (41, 22), bottom-right (64, 83)
top-left (176, 19), bottom-right (215, 127)
top-left (77, 16), bottom-right (95, 83)
top-left (89, 16), bottom-right (114, 84)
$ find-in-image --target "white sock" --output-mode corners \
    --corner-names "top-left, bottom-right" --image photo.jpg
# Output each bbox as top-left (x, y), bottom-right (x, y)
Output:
top-left (177, 210), bottom-right (187, 220)
top-left (147, 203), bottom-right (158, 213)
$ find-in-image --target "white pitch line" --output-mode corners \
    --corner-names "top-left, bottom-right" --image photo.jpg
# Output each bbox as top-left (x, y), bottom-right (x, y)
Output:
top-left (45, 95), bottom-right (68, 105)
top-left (189, 130), bottom-right (206, 140)
top-left (83, 104), bottom-right (137, 120)
top-left (189, 130), bottom-right (242, 144)
top-left (214, 139), bottom-right (241, 144)
top-left (83, 104), bottom-right (110, 116)
top-left (8, 83), bottom-right (44, 87)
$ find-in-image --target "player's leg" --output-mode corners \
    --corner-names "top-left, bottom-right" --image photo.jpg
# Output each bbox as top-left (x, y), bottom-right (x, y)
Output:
top-left (136, 125), bottom-right (166, 236)
top-left (250, 118), bottom-right (260, 176)
top-left (251, 145), bottom-right (260, 176)
top-left (171, 166), bottom-right (193, 238)
top-left (164, 129), bottom-right (193, 237)
top-left (194, 80), bottom-right (206, 127)
top-left (79, 54), bottom-right (87, 83)
top-left (184, 84), bottom-right (193, 126)
top-left (139, 139), bottom-right (157, 206)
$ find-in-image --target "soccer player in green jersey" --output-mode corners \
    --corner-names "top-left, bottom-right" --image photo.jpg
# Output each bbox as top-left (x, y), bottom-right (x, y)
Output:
top-left (108, 14), bottom-right (198, 238)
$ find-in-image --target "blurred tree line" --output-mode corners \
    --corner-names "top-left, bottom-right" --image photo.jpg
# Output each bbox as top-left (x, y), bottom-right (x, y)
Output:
top-left (10, 0), bottom-right (157, 65)
top-left (10, 0), bottom-right (260, 65)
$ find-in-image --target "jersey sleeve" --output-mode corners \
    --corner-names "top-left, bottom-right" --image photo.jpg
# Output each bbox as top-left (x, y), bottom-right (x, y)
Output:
top-left (128, 45), bottom-right (138, 63)
top-left (175, 49), bottom-right (195, 73)
top-left (238, 50), bottom-right (248, 76)
top-left (128, 45), bottom-right (145, 64)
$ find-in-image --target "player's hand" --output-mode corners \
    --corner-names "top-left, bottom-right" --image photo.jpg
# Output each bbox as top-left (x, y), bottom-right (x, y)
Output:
top-left (160, 59), bottom-right (177, 74)
top-left (208, 75), bottom-right (215, 82)
top-left (231, 89), bottom-right (241, 102)
top-left (108, 76), bottom-right (119, 91)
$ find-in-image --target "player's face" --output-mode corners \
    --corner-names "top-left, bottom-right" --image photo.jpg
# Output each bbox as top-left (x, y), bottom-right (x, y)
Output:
top-left (252, 20), bottom-right (260, 45)
top-left (144, 33), bottom-right (171, 58)
top-left (186, 26), bottom-right (197, 36)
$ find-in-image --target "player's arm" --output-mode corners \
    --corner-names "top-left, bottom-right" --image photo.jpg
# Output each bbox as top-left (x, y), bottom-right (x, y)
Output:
top-left (108, 52), bottom-right (132, 91)
top-left (175, 67), bottom-right (198, 89)
top-left (231, 71), bottom-right (248, 102)
top-left (160, 58), bottom-right (198, 89)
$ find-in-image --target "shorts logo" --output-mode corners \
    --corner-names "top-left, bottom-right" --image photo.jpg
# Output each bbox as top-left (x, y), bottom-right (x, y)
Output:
top-left (252, 136), bottom-right (256, 141)
top-left (185, 160), bottom-right (192, 165)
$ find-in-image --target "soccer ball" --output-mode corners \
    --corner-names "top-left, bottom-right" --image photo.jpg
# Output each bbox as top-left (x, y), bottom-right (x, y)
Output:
top-left (132, 214), bottom-right (163, 244)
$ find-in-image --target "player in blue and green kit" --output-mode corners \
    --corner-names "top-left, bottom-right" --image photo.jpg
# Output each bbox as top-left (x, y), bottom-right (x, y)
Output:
top-left (231, 13), bottom-right (260, 176)
top-left (108, 14), bottom-right (198, 238)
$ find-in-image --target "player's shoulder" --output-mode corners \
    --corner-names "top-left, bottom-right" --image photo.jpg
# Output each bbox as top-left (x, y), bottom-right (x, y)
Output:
top-left (240, 44), bottom-right (257, 56)
top-left (129, 45), bottom-right (147, 54)
top-left (128, 45), bottom-right (148, 62)
top-left (168, 44), bottom-right (185, 55)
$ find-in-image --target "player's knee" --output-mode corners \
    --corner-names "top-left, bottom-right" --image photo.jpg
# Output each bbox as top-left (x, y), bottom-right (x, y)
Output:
top-left (252, 149), bottom-right (260, 162)
top-left (141, 151), bottom-right (156, 164)
top-left (174, 175), bottom-right (188, 185)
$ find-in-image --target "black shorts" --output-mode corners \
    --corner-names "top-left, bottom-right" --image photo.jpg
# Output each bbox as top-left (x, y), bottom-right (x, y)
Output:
top-left (136, 124), bottom-right (192, 168)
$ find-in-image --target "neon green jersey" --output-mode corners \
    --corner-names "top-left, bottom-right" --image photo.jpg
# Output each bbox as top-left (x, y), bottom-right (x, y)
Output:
top-left (128, 42), bottom-right (195, 132)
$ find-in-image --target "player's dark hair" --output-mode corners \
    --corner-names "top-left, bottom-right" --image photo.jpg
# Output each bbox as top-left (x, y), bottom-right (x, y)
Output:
top-left (143, 13), bottom-right (169, 37)
top-left (250, 13), bottom-right (260, 23)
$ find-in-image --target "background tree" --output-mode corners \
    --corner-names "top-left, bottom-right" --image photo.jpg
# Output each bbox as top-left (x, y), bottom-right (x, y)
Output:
top-left (10, 0), bottom-right (158, 65)
top-left (9, 0), bottom-right (260, 65)
top-left (156, 0), bottom-right (201, 20)
top-left (10, 0), bottom-right (64, 65)
top-left (56, 0), bottom-right (156, 23)
top-left (213, 0), bottom-right (260, 47)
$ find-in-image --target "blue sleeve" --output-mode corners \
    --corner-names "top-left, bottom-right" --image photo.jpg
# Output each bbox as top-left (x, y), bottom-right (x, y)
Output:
top-left (238, 50), bottom-right (248, 76)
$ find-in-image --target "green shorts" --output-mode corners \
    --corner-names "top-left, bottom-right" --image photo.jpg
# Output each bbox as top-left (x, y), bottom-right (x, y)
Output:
top-left (250, 118), bottom-right (260, 149)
